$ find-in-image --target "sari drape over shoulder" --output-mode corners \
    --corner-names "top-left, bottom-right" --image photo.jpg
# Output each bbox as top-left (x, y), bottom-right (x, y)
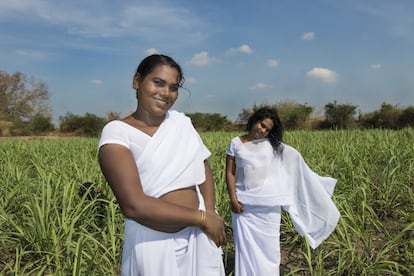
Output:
top-left (135, 110), bottom-right (211, 198)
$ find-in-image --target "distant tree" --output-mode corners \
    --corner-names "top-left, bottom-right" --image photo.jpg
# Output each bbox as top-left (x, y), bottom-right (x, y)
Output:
top-left (399, 106), bottom-right (414, 128)
top-left (59, 112), bottom-right (106, 137)
top-left (236, 102), bottom-right (314, 130)
top-left (275, 101), bottom-right (314, 130)
top-left (377, 103), bottom-right (402, 129)
top-left (324, 101), bottom-right (357, 129)
top-left (360, 103), bottom-right (403, 129)
top-left (360, 110), bottom-right (379, 129)
top-left (236, 103), bottom-right (272, 125)
top-left (186, 112), bottom-right (233, 131)
top-left (30, 114), bottom-right (55, 134)
top-left (0, 71), bottom-right (51, 121)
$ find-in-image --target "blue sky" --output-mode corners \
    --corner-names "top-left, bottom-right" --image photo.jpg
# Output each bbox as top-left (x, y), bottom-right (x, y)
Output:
top-left (1, 0), bottom-right (413, 122)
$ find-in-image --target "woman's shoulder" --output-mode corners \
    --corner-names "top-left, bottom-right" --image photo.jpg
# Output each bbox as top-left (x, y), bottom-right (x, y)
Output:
top-left (167, 110), bottom-right (192, 124)
top-left (167, 110), bottom-right (187, 119)
top-left (230, 136), bottom-right (242, 145)
top-left (99, 120), bottom-right (132, 149)
top-left (102, 120), bottom-right (126, 131)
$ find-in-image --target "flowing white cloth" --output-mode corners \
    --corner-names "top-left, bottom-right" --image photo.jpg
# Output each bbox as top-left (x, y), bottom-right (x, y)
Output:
top-left (227, 138), bottom-right (340, 276)
top-left (99, 110), bottom-right (225, 276)
top-left (281, 144), bottom-right (340, 249)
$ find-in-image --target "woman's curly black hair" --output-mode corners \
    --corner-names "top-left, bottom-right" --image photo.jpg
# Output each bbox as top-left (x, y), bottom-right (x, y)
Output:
top-left (246, 107), bottom-right (283, 154)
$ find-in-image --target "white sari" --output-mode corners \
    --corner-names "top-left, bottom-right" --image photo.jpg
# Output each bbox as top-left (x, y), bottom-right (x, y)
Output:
top-left (227, 138), bottom-right (340, 276)
top-left (99, 110), bottom-right (225, 276)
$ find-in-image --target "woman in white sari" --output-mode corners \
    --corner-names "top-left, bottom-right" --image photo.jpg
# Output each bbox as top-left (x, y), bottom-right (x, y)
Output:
top-left (99, 54), bottom-right (226, 275)
top-left (226, 107), bottom-right (340, 276)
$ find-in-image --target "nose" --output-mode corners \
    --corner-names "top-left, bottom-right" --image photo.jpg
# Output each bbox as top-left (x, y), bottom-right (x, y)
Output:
top-left (159, 85), bottom-right (169, 96)
top-left (259, 125), bottom-right (266, 133)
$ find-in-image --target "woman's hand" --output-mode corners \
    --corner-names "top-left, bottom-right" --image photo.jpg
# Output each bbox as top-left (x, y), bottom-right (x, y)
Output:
top-left (202, 211), bottom-right (226, 247)
top-left (231, 200), bottom-right (244, 213)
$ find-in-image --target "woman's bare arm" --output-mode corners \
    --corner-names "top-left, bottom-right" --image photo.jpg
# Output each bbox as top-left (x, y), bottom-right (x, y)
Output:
top-left (99, 144), bottom-right (226, 245)
top-left (225, 154), bottom-right (244, 213)
top-left (99, 144), bottom-right (200, 229)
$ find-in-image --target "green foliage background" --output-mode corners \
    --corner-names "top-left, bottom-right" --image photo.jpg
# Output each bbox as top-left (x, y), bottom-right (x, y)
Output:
top-left (1, 129), bottom-right (413, 275)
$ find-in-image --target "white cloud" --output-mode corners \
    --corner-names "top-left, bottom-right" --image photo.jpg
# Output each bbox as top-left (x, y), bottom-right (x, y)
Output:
top-left (91, 80), bottom-right (103, 85)
top-left (248, 82), bottom-right (271, 90)
top-left (227, 44), bottom-right (253, 55)
top-left (0, 0), bottom-right (48, 17)
top-left (15, 49), bottom-right (50, 60)
top-left (371, 64), bottom-right (382, 70)
top-left (0, 2), bottom-right (203, 39)
top-left (16, 50), bottom-right (47, 59)
top-left (239, 44), bottom-right (253, 54)
top-left (267, 59), bottom-right (280, 68)
top-left (302, 32), bottom-right (315, 40)
top-left (145, 48), bottom-right (158, 55)
top-left (189, 51), bottom-right (217, 66)
top-left (307, 67), bottom-right (338, 83)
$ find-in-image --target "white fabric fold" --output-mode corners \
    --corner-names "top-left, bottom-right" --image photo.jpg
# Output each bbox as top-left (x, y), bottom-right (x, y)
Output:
top-left (234, 142), bottom-right (340, 249)
top-left (232, 205), bottom-right (282, 276)
top-left (136, 110), bottom-right (210, 198)
top-left (237, 153), bottom-right (294, 206)
top-left (121, 221), bottom-right (225, 276)
top-left (281, 144), bottom-right (340, 249)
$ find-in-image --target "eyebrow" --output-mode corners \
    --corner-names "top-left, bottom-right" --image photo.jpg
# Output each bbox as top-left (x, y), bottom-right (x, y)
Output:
top-left (152, 77), bottom-right (179, 86)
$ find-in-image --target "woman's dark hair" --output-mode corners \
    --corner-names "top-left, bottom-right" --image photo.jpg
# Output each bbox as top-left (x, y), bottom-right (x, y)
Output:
top-left (246, 107), bottom-right (283, 153)
top-left (135, 54), bottom-right (185, 86)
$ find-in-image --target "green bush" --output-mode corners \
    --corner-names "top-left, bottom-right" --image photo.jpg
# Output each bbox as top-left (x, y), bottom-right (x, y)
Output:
top-left (59, 113), bottom-right (106, 137)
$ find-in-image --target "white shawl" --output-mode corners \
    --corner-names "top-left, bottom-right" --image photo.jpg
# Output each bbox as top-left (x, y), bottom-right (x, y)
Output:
top-left (234, 140), bottom-right (340, 249)
top-left (136, 110), bottom-right (210, 198)
top-left (280, 144), bottom-right (340, 248)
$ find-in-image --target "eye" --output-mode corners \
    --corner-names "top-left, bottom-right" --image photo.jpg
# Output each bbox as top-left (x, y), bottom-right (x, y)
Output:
top-left (153, 79), bottom-right (165, 87)
top-left (169, 84), bottom-right (179, 92)
top-left (261, 122), bottom-right (271, 132)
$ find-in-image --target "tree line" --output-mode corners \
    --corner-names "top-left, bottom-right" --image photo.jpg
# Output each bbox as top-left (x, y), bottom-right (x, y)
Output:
top-left (1, 70), bottom-right (413, 137)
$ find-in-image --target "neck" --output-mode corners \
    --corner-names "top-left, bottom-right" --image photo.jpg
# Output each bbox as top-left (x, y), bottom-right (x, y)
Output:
top-left (132, 110), bottom-right (166, 127)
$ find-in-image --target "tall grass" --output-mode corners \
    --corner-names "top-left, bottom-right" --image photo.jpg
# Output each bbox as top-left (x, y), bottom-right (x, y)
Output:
top-left (0, 129), bottom-right (413, 275)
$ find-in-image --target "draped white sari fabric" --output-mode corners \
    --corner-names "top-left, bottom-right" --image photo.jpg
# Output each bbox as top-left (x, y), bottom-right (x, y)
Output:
top-left (227, 138), bottom-right (340, 276)
top-left (136, 110), bottom-right (211, 198)
top-left (232, 205), bottom-right (282, 276)
top-left (121, 218), bottom-right (225, 276)
top-left (99, 110), bottom-right (225, 276)
top-left (281, 144), bottom-right (340, 249)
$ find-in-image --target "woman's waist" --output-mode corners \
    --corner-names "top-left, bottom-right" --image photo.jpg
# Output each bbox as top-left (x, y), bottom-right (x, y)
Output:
top-left (159, 186), bottom-right (199, 210)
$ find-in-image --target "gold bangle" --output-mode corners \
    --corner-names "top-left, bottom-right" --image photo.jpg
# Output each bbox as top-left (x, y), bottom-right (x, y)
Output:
top-left (199, 210), bottom-right (206, 228)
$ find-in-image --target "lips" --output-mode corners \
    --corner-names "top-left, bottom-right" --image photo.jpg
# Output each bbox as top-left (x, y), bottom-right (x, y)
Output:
top-left (154, 97), bottom-right (170, 108)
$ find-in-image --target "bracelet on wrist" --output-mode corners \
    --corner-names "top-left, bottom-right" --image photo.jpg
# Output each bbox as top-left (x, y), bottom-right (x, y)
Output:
top-left (199, 210), bottom-right (206, 229)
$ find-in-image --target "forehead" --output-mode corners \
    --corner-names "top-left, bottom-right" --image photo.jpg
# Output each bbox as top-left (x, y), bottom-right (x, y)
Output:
top-left (146, 65), bottom-right (180, 82)
top-left (260, 118), bottom-right (274, 130)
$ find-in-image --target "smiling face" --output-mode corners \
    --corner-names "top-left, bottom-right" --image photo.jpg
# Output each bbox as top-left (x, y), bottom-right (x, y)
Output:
top-left (249, 118), bottom-right (274, 140)
top-left (133, 65), bottom-right (180, 118)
